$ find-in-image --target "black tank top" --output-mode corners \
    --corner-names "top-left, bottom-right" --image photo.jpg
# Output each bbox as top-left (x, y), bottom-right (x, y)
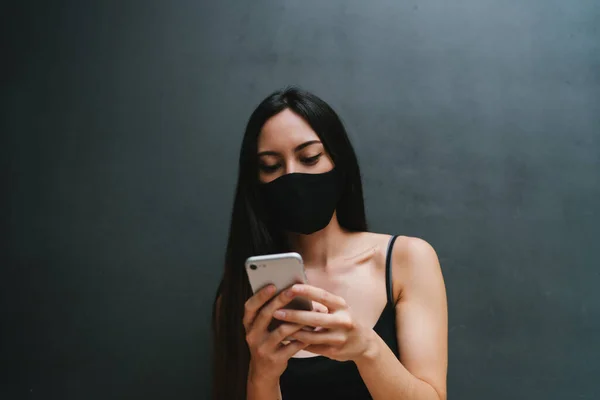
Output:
top-left (280, 235), bottom-right (400, 400)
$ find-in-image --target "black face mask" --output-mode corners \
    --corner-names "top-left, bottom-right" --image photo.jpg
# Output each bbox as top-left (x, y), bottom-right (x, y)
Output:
top-left (258, 168), bottom-right (344, 235)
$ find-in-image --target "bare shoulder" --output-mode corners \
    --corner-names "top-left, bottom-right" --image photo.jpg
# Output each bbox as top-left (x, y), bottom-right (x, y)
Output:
top-left (358, 232), bottom-right (437, 256)
top-left (383, 235), bottom-right (448, 399)
top-left (395, 236), bottom-right (440, 267)
top-left (372, 234), bottom-right (445, 302)
top-left (351, 232), bottom-right (442, 276)
top-left (352, 232), bottom-right (438, 263)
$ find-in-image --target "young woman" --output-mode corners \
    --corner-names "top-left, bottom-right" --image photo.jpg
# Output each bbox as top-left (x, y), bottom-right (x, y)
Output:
top-left (212, 87), bottom-right (448, 400)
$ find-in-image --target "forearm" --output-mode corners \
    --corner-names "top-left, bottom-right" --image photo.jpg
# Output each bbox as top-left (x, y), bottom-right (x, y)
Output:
top-left (246, 374), bottom-right (282, 400)
top-left (355, 332), bottom-right (443, 400)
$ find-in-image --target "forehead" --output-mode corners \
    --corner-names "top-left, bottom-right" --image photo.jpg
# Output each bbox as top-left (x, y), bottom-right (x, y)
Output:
top-left (258, 109), bottom-right (320, 152)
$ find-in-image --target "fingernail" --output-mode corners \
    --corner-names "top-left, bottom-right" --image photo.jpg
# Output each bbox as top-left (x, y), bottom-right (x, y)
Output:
top-left (267, 285), bottom-right (276, 294)
top-left (274, 310), bottom-right (286, 318)
top-left (285, 289), bottom-right (294, 297)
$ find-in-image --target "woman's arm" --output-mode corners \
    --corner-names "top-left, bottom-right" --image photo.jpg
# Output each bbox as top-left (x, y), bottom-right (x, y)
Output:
top-left (242, 286), bottom-right (311, 400)
top-left (246, 373), bottom-right (281, 400)
top-left (355, 333), bottom-right (443, 400)
top-left (355, 238), bottom-right (448, 400)
top-left (272, 237), bottom-right (448, 399)
top-left (215, 294), bottom-right (284, 400)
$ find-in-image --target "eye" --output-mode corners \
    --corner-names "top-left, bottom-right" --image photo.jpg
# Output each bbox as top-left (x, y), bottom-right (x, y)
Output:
top-left (300, 153), bottom-right (323, 165)
top-left (258, 163), bottom-right (280, 173)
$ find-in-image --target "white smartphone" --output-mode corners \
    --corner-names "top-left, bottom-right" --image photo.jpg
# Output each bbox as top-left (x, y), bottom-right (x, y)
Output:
top-left (245, 252), bottom-right (313, 331)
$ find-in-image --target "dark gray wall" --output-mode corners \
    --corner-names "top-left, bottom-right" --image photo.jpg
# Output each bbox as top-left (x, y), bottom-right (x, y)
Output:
top-left (3, 0), bottom-right (599, 399)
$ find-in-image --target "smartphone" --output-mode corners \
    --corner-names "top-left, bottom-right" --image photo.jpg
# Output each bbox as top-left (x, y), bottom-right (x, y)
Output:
top-left (245, 252), bottom-right (313, 331)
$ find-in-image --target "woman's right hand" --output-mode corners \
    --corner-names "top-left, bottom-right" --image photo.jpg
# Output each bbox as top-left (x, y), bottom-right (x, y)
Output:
top-left (244, 285), bottom-right (310, 385)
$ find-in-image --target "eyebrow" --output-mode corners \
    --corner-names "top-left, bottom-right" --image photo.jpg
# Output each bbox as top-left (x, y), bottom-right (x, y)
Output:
top-left (257, 140), bottom-right (322, 157)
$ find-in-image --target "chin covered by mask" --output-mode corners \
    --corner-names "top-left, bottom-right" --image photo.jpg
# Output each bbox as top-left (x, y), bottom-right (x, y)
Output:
top-left (258, 168), bottom-right (343, 235)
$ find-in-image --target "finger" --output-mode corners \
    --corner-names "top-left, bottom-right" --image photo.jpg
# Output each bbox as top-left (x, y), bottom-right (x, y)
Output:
top-left (252, 288), bottom-right (298, 333)
top-left (278, 338), bottom-right (310, 359)
top-left (312, 301), bottom-right (329, 314)
top-left (290, 284), bottom-right (346, 311)
top-left (243, 285), bottom-right (276, 329)
top-left (264, 322), bottom-right (305, 349)
top-left (273, 309), bottom-right (351, 329)
top-left (302, 344), bottom-right (330, 356)
top-left (290, 330), bottom-right (346, 346)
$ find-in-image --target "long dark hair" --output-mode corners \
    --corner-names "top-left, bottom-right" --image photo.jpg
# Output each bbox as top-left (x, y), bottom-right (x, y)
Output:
top-left (211, 87), bottom-right (367, 399)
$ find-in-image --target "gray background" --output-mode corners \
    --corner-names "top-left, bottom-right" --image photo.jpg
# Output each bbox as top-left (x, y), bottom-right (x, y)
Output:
top-left (3, 0), bottom-right (599, 399)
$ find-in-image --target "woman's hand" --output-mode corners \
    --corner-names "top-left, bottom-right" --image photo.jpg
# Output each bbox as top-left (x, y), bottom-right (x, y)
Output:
top-left (272, 284), bottom-right (376, 362)
top-left (243, 285), bottom-right (315, 385)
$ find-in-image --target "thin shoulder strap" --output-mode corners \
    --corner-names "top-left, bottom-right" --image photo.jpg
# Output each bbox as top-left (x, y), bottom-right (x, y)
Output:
top-left (385, 235), bottom-right (399, 306)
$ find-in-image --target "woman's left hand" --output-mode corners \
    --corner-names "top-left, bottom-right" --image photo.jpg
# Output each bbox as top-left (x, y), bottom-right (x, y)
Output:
top-left (273, 284), bottom-right (376, 362)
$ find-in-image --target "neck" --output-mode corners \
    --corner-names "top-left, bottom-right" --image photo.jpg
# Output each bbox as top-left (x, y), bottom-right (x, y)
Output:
top-left (286, 212), bottom-right (352, 268)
